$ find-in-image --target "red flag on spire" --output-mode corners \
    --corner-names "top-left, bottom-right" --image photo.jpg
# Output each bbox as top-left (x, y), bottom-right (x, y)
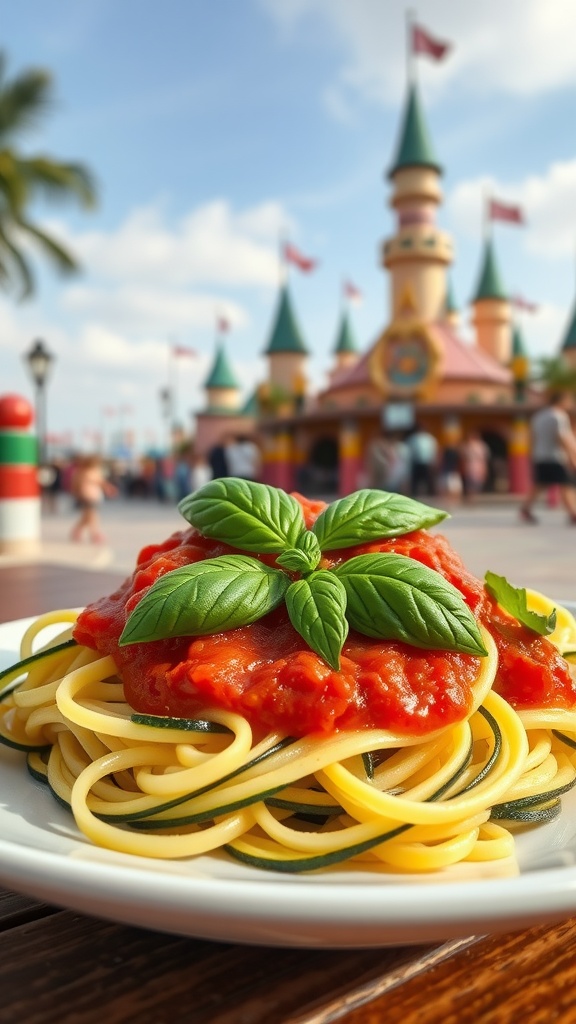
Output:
top-left (412, 23), bottom-right (451, 61)
top-left (344, 279), bottom-right (362, 304)
top-left (172, 345), bottom-right (196, 358)
top-left (512, 294), bottom-right (538, 313)
top-left (283, 242), bottom-right (318, 273)
top-left (217, 315), bottom-right (230, 334)
top-left (489, 199), bottom-right (524, 225)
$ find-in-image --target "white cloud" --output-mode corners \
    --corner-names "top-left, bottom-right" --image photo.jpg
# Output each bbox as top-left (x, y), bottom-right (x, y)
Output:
top-left (260, 0), bottom-right (576, 109)
top-left (62, 285), bottom-right (248, 334)
top-left (54, 198), bottom-right (292, 288)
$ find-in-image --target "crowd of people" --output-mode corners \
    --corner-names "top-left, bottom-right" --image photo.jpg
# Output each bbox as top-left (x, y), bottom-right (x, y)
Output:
top-left (37, 395), bottom-right (576, 545)
top-left (368, 425), bottom-right (491, 502)
top-left (37, 432), bottom-right (264, 544)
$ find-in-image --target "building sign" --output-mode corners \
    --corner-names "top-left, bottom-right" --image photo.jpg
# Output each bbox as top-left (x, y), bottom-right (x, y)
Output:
top-left (368, 320), bottom-right (442, 398)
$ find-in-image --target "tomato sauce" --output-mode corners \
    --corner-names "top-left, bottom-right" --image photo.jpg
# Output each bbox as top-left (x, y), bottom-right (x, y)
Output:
top-left (73, 496), bottom-right (575, 738)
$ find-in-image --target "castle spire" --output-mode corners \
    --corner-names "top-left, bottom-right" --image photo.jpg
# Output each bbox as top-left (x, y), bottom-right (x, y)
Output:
top-left (472, 237), bottom-right (507, 302)
top-left (388, 81), bottom-right (442, 179)
top-left (264, 284), bottom-right (309, 355)
top-left (471, 237), bottom-right (512, 364)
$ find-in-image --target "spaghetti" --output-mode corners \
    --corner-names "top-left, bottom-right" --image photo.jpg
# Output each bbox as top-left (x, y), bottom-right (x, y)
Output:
top-left (0, 485), bottom-right (575, 876)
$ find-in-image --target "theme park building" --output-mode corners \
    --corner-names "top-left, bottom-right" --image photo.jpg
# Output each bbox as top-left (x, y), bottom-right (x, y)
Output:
top-left (195, 81), bottom-right (576, 496)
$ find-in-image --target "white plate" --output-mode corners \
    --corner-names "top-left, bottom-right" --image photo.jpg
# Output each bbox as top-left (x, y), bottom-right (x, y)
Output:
top-left (1, 614), bottom-right (576, 948)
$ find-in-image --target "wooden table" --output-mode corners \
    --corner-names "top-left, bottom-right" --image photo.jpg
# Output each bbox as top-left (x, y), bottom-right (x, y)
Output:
top-left (1, 562), bottom-right (576, 1024)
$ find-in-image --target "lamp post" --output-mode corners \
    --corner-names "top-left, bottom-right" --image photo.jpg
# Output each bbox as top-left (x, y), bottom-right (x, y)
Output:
top-left (24, 339), bottom-right (54, 465)
top-left (159, 386), bottom-right (173, 454)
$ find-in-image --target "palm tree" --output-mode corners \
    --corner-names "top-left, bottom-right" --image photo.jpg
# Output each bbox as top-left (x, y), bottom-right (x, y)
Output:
top-left (0, 52), bottom-right (97, 299)
top-left (532, 356), bottom-right (576, 393)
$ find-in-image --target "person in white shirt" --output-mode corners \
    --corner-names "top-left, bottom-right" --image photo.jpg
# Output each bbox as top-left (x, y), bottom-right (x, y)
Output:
top-left (405, 426), bottom-right (439, 497)
top-left (520, 392), bottom-right (576, 524)
top-left (226, 435), bottom-right (261, 481)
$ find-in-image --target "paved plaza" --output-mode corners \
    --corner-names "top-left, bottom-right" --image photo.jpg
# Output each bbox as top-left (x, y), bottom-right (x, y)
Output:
top-left (19, 492), bottom-right (576, 606)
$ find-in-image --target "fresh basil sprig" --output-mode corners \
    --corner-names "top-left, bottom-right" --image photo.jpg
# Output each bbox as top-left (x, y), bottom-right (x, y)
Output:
top-left (484, 571), bottom-right (557, 637)
top-left (285, 571), bottom-right (348, 670)
top-left (276, 531), bottom-right (321, 574)
top-left (312, 488), bottom-right (448, 551)
top-left (178, 477), bottom-right (305, 553)
top-left (335, 553), bottom-right (487, 655)
top-left (119, 555), bottom-right (289, 645)
top-left (120, 479), bottom-right (488, 669)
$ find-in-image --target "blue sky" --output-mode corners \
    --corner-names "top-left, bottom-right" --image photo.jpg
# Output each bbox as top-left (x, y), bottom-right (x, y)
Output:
top-left (4, 0), bottom-right (576, 453)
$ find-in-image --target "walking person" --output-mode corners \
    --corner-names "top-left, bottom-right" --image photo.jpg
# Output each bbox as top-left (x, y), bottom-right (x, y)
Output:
top-left (460, 432), bottom-right (490, 501)
top-left (520, 391), bottom-right (576, 524)
top-left (69, 454), bottom-right (118, 543)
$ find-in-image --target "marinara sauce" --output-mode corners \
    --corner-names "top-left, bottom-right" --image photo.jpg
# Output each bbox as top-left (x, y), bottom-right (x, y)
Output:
top-left (73, 495), bottom-right (575, 738)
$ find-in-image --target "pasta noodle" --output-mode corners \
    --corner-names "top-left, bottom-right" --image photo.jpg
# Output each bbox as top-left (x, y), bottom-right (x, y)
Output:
top-left (2, 590), bottom-right (576, 876)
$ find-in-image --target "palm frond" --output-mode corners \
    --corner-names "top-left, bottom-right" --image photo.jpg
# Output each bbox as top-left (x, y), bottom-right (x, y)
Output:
top-left (0, 220), bottom-right (34, 298)
top-left (0, 63), bottom-right (52, 141)
top-left (16, 217), bottom-right (79, 277)
top-left (17, 155), bottom-right (97, 208)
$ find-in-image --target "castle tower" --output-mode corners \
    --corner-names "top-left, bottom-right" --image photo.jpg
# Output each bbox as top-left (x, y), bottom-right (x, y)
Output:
top-left (382, 82), bottom-right (453, 323)
top-left (331, 309), bottom-right (359, 376)
top-left (263, 284), bottom-right (309, 399)
top-left (204, 343), bottom-right (240, 412)
top-left (470, 237), bottom-right (512, 365)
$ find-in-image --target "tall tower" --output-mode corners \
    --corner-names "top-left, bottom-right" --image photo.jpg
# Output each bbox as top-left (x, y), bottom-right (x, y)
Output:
top-left (470, 238), bottom-right (512, 365)
top-left (204, 343), bottom-right (240, 412)
top-left (263, 284), bottom-right (309, 399)
top-left (383, 82), bottom-right (452, 323)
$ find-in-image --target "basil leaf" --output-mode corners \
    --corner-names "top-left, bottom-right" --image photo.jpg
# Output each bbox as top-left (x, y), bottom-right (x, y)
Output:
top-left (276, 531), bottom-right (321, 574)
top-left (285, 571), bottom-right (348, 671)
top-left (484, 571), bottom-right (557, 637)
top-left (312, 489), bottom-right (448, 551)
top-left (335, 553), bottom-right (487, 656)
top-left (119, 555), bottom-right (290, 645)
top-left (178, 478), bottom-right (305, 553)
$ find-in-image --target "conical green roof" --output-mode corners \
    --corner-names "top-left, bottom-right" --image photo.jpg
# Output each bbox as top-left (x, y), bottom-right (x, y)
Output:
top-left (333, 310), bottom-right (358, 355)
top-left (512, 323), bottom-right (527, 358)
top-left (204, 343), bottom-right (239, 389)
top-left (241, 388), bottom-right (259, 415)
top-left (560, 301), bottom-right (576, 351)
top-left (388, 83), bottom-right (442, 178)
top-left (472, 238), bottom-right (507, 302)
top-left (264, 285), bottom-right (309, 355)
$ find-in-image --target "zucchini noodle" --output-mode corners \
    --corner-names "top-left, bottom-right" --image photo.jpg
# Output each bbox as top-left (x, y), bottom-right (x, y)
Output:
top-left (2, 588), bottom-right (576, 876)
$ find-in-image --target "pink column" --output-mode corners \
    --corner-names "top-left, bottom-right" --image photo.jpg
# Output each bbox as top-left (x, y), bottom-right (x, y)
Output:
top-left (262, 430), bottom-right (294, 491)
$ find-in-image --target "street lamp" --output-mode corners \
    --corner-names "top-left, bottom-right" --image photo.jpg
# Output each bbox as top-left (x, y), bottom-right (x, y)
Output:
top-left (159, 386), bottom-right (173, 453)
top-left (24, 339), bottom-right (54, 465)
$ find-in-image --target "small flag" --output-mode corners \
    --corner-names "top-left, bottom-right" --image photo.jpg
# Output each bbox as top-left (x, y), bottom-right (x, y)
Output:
top-left (216, 316), bottom-right (230, 334)
top-left (489, 199), bottom-right (524, 225)
top-left (172, 345), bottom-right (196, 358)
top-left (283, 242), bottom-right (318, 273)
top-left (512, 294), bottom-right (538, 313)
top-left (412, 23), bottom-right (451, 62)
top-left (344, 280), bottom-right (362, 304)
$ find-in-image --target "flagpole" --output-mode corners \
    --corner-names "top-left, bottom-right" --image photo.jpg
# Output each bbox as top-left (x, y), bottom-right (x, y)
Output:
top-left (483, 185), bottom-right (492, 242)
top-left (279, 231), bottom-right (288, 287)
top-left (167, 338), bottom-right (177, 438)
top-left (406, 8), bottom-right (416, 86)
